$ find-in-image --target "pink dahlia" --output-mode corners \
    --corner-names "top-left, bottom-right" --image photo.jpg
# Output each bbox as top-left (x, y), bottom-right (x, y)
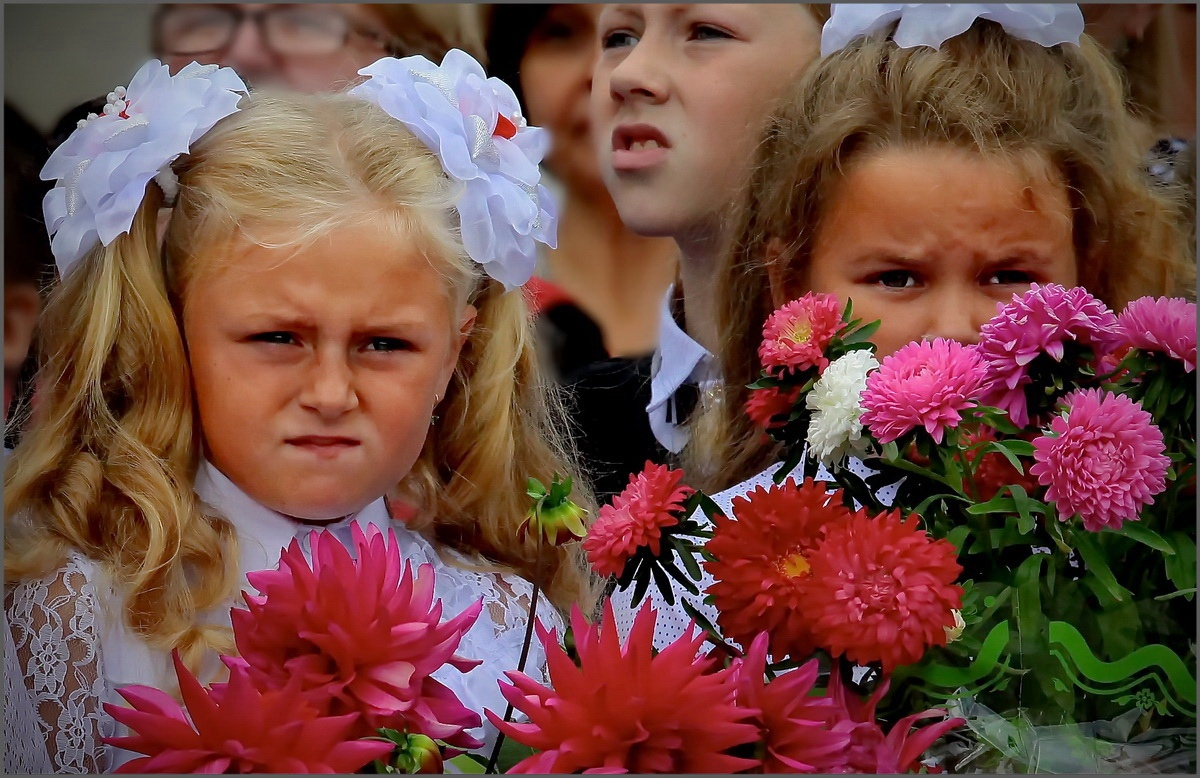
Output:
top-left (104, 653), bottom-right (392, 773)
top-left (746, 385), bottom-right (803, 430)
top-left (583, 462), bottom-right (694, 578)
top-left (758, 293), bottom-right (845, 374)
top-left (1030, 388), bottom-right (1169, 532)
top-left (732, 632), bottom-right (850, 773)
top-left (977, 284), bottom-right (1119, 427)
top-left (801, 510), bottom-right (963, 672)
top-left (488, 601), bottom-right (761, 773)
top-left (826, 665), bottom-right (964, 773)
top-left (229, 523), bottom-right (484, 747)
top-left (705, 479), bottom-right (856, 661)
top-left (1115, 296), bottom-right (1197, 372)
top-left (859, 338), bottom-right (987, 444)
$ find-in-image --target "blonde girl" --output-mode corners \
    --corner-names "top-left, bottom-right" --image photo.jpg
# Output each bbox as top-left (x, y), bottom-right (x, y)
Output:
top-left (5, 54), bottom-right (596, 772)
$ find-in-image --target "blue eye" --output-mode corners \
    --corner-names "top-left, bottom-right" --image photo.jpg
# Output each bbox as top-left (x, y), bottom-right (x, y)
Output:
top-left (602, 30), bottom-right (638, 49)
top-left (366, 337), bottom-right (412, 352)
top-left (249, 332), bottom-right (296, 345)
top-left (692, 24), bottom-right (733, 41)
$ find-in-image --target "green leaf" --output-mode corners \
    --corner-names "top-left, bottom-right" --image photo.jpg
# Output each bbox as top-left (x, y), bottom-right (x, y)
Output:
top-left (1111, 521), bottom-right (1175, 555)
top-left (1164, 532), bottom-right (1197, 593)
top-left (842, 319), bottom-right (881, 345)
top-left (675, 540), bottom-right (704, 582)
top-left (1074, 532), bottom-right (1132, 605)
top-left (695, 493), bottom-right (724, 524)
top-left (966, 494), bottom-right (1017, 516)
top-left (447, 754), bottom-right (487, 774)
top-left (525, 477), bottom-right (546, 500)
top-left (983, 440), bottom-right (1032, 473)
top-left (659, 556), bottom-right (701, 595)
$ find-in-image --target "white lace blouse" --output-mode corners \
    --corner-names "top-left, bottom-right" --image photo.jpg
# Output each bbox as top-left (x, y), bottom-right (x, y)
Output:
top-left (609, 456), bottom-right (901, 652)
top-left (4, 461), bottom-right (561, 773)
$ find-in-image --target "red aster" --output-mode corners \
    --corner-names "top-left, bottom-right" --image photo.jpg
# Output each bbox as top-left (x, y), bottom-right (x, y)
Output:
top-left (801, 510), bottom-right (963, 672)
top-left (746, 386), bottom-right (803, 430)
top-left (704, 478), bottom-right (856, 660)
top-left (583, 462), bottom-right (694, 578)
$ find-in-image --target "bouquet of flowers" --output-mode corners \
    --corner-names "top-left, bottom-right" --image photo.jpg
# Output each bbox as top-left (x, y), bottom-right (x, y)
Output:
top-left (480, 284), bottom-right (1195, 774)
top-left (746, 285), bottom-right (1197, 772)
top-left (101, 524), bottom-right (485, 774)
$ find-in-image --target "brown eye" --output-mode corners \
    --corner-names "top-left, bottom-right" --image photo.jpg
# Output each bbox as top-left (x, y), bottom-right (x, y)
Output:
top-left (873, 270), bottom-right (918, 289)
top-left (985, 270), bottom-right (1035, 285)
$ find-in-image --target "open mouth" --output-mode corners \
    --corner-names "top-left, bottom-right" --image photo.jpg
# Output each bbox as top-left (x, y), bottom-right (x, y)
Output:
top-left (611, 125), bottom-right (670, 171)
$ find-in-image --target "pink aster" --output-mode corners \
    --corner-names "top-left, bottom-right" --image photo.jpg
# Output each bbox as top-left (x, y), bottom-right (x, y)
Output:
top-left (977, 284), bottom-right (1119, 427)
top-left (228, 523), bottom-right (484, 748)
top-left (859, 338), bottom-right (987, 444)
top-left (1115, 296), bottom-right (1197, 372)
top-left (488, 601), bottom-right (761, 774)
top-left (104, 653), bottom-right (392, 773)
top-left (583, 462), bottom-right (695, 578)
top-left (732, 632), bottom-right (850, 773)
top-left (1030, 388), bottom-right (1169, 532)
top-left (758, 293), bottom-right (845, 374)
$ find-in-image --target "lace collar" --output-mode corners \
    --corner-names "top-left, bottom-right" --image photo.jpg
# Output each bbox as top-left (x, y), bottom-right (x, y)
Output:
top-left (193, 460), bottom-right (390, 577)
top-left (647, 285), bottom-right (720, 454)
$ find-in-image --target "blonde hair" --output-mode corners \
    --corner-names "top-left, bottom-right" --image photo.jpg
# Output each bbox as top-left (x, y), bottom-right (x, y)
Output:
top-left (686, 19), bottom-right (1195, 492)
top-left (5, 92), bottom-right (597, 672)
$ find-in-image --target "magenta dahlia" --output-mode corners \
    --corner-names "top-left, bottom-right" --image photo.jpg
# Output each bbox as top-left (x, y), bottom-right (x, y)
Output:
top-left (488, 601), bottom-right (761, 773)
top-left (104, 654), bottom-right (392, 773)
top-left (859, 338), bottom-right (987, 444)
top-left (977, 284), bottom-right (1118, 427)
top-left (732, 632), bottom-right (850, 773)
top-left (1030, 388), bottom-right (1170, 532)
top-left (228, 523), bottom-right (484, 747)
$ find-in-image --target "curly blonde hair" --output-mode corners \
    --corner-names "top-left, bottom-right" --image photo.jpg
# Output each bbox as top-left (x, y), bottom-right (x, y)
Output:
top-left (5, 91), bottom-right (598, 673)
top-left (684, 19), bottom-right (1195, 493)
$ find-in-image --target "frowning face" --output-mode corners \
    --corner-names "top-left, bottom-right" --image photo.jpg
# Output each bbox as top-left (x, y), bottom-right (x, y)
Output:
top-left (183, 223), bottom-right (473, 520)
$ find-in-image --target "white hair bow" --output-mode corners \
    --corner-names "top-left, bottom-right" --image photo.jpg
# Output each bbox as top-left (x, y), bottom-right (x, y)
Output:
top-left (350, 50), bottom-right (558, 291)
top-left (821, 3), bottom-right (1085, 58)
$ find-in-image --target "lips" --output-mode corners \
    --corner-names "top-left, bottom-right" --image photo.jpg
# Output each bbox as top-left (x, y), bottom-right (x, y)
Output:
top-left (286, 436), bottom-right (360, 457)
top-left (611, 124), bottom-right (670, 171)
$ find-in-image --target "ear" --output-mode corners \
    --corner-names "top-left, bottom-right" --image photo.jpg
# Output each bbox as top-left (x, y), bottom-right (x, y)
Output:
top-left (4, 284), bottom-right (40, 372)
top-left (764, 238), bottom-right (796, 310)
top-left (439, 303), bottom-right (477, 393)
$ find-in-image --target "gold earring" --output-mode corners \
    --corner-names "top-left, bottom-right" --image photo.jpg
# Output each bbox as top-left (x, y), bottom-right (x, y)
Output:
top-left (431, 394), bottom-right (441, 426)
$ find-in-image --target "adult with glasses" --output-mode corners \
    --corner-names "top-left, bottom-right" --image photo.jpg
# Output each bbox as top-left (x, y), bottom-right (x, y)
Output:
top-left (152, 3), bottom-right (486, 92)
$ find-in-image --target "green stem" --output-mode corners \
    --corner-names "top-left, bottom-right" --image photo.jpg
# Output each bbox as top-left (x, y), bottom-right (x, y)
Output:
top-left (485, 542), bottom-right (543, 774)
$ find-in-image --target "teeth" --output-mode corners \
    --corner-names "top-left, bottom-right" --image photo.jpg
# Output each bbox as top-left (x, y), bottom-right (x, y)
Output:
top-left (629, 139), bottom-right (662, 151)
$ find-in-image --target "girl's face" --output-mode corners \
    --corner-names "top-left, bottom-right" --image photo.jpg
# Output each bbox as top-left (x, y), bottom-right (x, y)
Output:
top-left (520, 4), bottom-right (606, 198)
top-left (591, 4), bottom-right (821, 239)
top-left (800, 146), bottom-right (1079, 358)
top-left (182, 223), bottom-right (474, 521)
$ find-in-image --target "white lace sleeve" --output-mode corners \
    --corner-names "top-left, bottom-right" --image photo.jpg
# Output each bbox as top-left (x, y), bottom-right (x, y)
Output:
top-left (5, 553), bottom-right (114, 774)
top-left (396, 527), bottom-right (563, 755)
top-left (609, 455), bottom-right (902, 652)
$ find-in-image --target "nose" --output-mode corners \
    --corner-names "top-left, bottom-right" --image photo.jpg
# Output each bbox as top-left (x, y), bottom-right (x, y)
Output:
top-left (924, 291), bottom-right (991, 346)
top-left (299, 352), bottom-right (360, 418)
top-left (222, 15), bottom-right (276, 82)
top-left (606, 38), bottom-right (668, 105)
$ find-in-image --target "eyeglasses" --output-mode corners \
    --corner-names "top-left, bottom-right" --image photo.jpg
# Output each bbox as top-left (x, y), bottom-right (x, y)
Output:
top-left (153, 5), bottom-right (396, 57)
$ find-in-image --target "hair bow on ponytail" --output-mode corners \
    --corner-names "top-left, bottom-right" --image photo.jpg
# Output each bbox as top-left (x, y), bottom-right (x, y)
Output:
top-left (820, 3), bottom-right (1085, 57)
top-left (41, 60), bottom-right (248, 276)
top-left (350, 49), bottom-right (558, 291)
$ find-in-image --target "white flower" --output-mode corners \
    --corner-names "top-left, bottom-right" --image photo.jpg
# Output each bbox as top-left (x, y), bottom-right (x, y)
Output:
top-left (349, 50), bottom-right (557, 290)
top-left (40, 60), bottom-right (247, 276)
top-left (805, 349), bottom-right (880, 464)
top-left (945, 609), bottom-right (966, 643)
top-left (821, 3), bottom-right (1085, 57)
